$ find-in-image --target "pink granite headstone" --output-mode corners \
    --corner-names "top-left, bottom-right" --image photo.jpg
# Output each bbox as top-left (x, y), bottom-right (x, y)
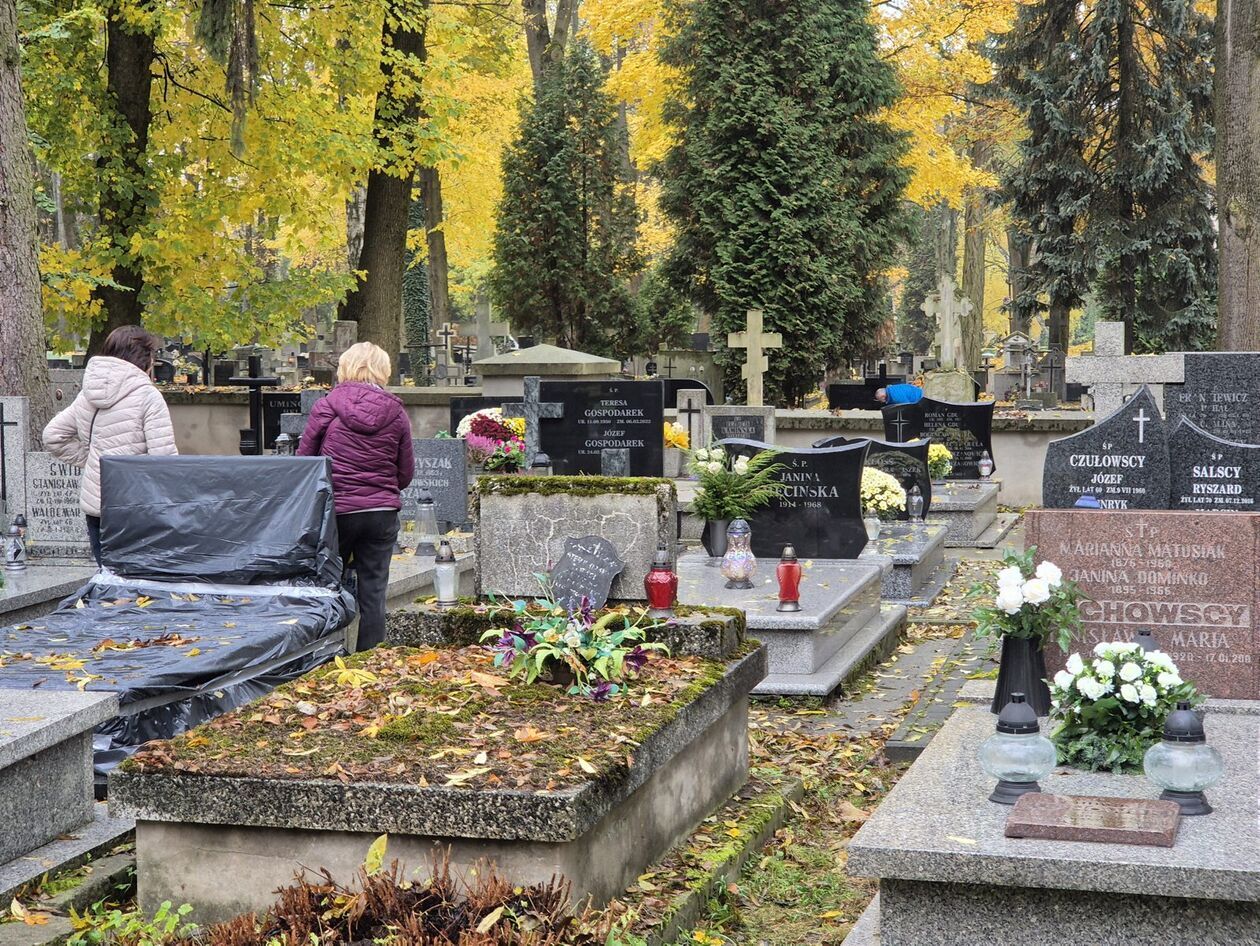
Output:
top-left (1027, 509), bottom-right (1258, 699)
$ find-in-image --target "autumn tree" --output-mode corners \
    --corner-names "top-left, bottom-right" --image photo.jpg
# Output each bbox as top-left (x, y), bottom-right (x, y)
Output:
top-left (490, 41), bottom-right (642, 354)
top-left (896, 207), bottom-right (938, 355)
top-left (658, 0), bottom-right (908, 406)
top-left (994, 0), bottom-right (1216, 353)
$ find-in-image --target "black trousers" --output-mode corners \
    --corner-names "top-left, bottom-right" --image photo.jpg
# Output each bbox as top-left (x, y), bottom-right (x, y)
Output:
top-left (85, 515), bottom-right (102, 566)
top-left (336, 510), bottom-right (399, 651)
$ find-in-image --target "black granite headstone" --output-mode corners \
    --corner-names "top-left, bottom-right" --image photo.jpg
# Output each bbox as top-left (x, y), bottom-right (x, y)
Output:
top-left (883, 398), bottom-right (996, 478)
top-left (261, 391), bottom-right (302, 450)
top-left (540, 380), bottom-right (664, 476)
top-left (449, 396), bottom-right (512, 436)
top-left (1168, 417), bottom-right (1260, 511)
top-left (716, 438), bottom-right (869, 558)
top-left (548, 535), bottom-right (626, 613)
top-left (662, 378), bottom-right (714, 406)
top-left (827, 375), bottom-right (906, 411)
top-left (400, 438), bottom-right (469, 526)
top-left (814, 435), bottom-right (932, 519)
top-left (1166, 353), bottom-right (1260, 445)
top-left (1042, 385), bottom-right (1170, 509)
top-left (708, 410), bottom-right (769, 443)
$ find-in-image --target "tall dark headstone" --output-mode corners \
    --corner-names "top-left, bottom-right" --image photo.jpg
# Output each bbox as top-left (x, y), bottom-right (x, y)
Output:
top-left (261, 392), bottom-right (302, 450)
top-left (1168, 417), bottom-right (1260, 511)
top-left (882, 398), bottom-right (996, 479)
top-left (1042, 385), bottom-right (1170, 509)
top-left (662, 378), bottom-right (714, 406)
top-left (815, 435), bottom-right (932, 519)
top-left (540, 380), bottom-right (664, 476)
top-left (1166, 352), bottom-right (1260, 445)
top-left (400, 438), bottom-right (470, 526)
top-left (716, 438), bottom-right (869, 558)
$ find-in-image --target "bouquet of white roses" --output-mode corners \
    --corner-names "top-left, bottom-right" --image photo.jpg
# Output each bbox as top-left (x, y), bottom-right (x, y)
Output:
top-left (1049, 641), bottom-right (1201, 772)
top-left (927, 443), bottom-right (953, 479)
top-left (860, 467), bottom-right (906, 521)
top-left (971, 549), bottom-right (1083, 652)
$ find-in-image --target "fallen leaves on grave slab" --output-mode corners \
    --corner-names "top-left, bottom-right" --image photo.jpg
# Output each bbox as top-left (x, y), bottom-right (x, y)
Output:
top-left (445, 766), bottom-right (491, 786)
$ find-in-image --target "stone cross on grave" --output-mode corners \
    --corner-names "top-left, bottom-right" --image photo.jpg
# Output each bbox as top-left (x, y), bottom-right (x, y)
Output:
top-left (1066, 320), bottom-right (1185, 416)
top-left (437, 322), bottom-right (458, 371)
top-left (504, 376), bottom-right (563, 466)
top-left (661, 354), bottom-right (677, 378)
top-left (459, 293), bottom-right (509, 363)
top-left (926, 275), bottom-right (969, 371)
top-left (728, 308), bottom-right (782, 407)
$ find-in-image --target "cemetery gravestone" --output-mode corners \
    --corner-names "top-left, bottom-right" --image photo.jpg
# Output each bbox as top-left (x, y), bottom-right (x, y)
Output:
top-left (1167, 353), bottom-right (1260, 445)
top-left (540, 380), bottom-right (663, 476)
top-left (727, 309), bottom-right (782, 407)
top-left (717, 439), bottom-right (869, 559)
top-left (261, 392), bottom-right (302, 450)
top-left (400, 439), bottom-right (469, 527)
top-left (816, 435), bottom-right (932, 519)
top-left (1168, 417), bottom-right (1260, 511)
top-left (449, 396), bottom-right (511, 436)
top-left (703, 405), bottom-right (776, 447)
top-left (676, 388), bottom-right (706, 451)
top-left (506, 377), bottom-right (564, 467)
top-left (883, 398), bottom-right (996, 479)
top-left (25, 452), bottom-right (91, 559)
top-left (48, 368), bottom-right (84, 407)
top-left (548, 535), bottom-right (627, 612)
top-left (0, 397), bottom-right (29, 522)
top-left (662, 379), bottom-right (713, 408)
top-left (1042, 386), bottom-right (1170, 509)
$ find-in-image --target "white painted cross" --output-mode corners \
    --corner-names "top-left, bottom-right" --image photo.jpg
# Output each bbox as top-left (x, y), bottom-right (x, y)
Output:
top-left (727, 309), bottom-right (782, 407)
top-left (926, 275), bottom-right (969, 371)
top-left (1133, 408), bottom-right (1149, 444)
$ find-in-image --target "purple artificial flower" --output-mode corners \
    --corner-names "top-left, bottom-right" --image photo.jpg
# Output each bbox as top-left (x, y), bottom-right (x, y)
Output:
top-left (624, 645), bottom-right (649, 673)
top-left (591, 681), bottom-right (614, 702)
top-left (580, 596), bottom-right (595, 624)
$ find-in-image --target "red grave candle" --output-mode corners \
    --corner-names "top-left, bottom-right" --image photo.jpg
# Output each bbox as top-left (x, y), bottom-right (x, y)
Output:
top-left (776, 545), bottom-right (802, 612)
top-left (644, 547), bottom-right (678, 611)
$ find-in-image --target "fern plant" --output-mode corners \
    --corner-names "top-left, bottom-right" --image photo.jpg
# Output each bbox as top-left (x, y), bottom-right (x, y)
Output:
top-left (689, 444), bottom-right (786, 520)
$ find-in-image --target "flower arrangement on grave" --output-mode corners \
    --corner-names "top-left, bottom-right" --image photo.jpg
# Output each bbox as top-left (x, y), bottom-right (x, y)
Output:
top-left (860, 467), bottom-right (906, 521)
top-left (927, 443), bottom-right (953, 480)
top-left (482, 592), bottom-right (670, 700)
top-left (458, 408), bottom-right (527, 471)
top-left (971, 549), bottom-right (1084, 714)
top-left (664, 421), bottom-right (690, 450)
top-left (1049, 642), bottom-right (1201, 773)
top-left (688, 445), bottom-right (785, 521)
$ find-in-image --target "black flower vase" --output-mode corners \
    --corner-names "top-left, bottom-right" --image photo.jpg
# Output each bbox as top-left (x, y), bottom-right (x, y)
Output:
top-left (991, 634), bottom-right (1052, 716)
top-left (701, 519), bottom-right (730, 559)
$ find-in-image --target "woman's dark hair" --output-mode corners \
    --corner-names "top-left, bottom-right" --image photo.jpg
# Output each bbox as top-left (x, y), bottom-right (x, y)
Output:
top-left (100, 325), bottom-right (159, 371)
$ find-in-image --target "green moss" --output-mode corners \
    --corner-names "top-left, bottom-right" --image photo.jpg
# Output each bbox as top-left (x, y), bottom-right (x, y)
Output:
top-left (475, 475), bottom-right (675, 500)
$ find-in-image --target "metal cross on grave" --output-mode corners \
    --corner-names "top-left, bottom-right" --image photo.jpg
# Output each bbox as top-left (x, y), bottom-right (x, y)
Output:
top-left (504, 376), bottom-right (564, 466)
top-left (459, 293), bottom-right (509, 362)
top-left (728, 308), bottom-right (782, 407)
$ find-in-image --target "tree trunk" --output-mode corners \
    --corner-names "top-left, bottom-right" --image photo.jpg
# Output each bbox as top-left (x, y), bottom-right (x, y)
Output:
top-left (88, 7), bottom-right (156, 356)
top-left (1216, 0), bottom-right (1260, 349)
top-left (1048, 300), bottom-right (1070, 353)
top-left (345, 185), bottom-right (366, 269)
top-left (1115, 3), bottom-right (1138, 352)
top-left (1007, 227), bottom-right (1031, 335)
top-left (337, 3), bottom-right (428, 379)
top-left (961, 138), bottom-right (990, 372)
top-left (418, 166), bottom-right (450, 333)
top-left (934, 202), bottom-right (958, 282)
top-left (0, 0), bottom-right (52, 444)
top-left (522, 0), bottom-right (580, 85)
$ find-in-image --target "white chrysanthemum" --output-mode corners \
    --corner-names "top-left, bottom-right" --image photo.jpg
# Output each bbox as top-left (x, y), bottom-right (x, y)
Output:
top-left (1077, 677), bottom-right (1107, 700)
top-left (1066, 653), bottom-right (1084, 675)
top-left (1140, 684), bottom-right (1158, 705)
top-left (706, 461), bottom-right (723, 474)
top-left (1021, 578), bottom-right (1051, 605)
top-left (1156, 671), bottom-right (1183, 688)
top-left (1034, 560), bottom-right (1063, 588)
top-left (996, 566), bottom-right (1024, 589)
top-left (1120, 683), bottom-right (1140, 703)
top-left (1053, 670), bottom-right (1074, 689)
top-left (1147, 650), bottom-right (1175, 670)
top-left (1094, 641), bottom-right (1114, 658)
top-left (1119, 662), bottom-right (1142, 682)
top-left (995, 585), bottom-right (1024, 615)
top-left (1093, 659), bottom-right (1116, 679)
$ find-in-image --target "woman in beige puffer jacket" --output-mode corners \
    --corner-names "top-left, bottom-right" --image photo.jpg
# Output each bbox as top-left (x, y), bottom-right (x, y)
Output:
top-left (43, 326), bottom-right (178, 564)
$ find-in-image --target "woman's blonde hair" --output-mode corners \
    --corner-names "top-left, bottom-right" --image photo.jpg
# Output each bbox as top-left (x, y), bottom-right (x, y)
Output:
top-left (337, 342), bottom-right (391, 386)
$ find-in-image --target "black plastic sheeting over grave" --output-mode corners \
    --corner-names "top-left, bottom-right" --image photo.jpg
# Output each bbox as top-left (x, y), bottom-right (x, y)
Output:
top-left (0, 457), bottom-right (356, 783)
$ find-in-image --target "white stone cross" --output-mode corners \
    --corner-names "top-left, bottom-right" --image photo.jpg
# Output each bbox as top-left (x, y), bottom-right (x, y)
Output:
top-left (460, 293), bottom-right (509, 362)
top-left (727, 309), bottom-right (782, 407)
top-left (926, 275), bottom-right (969, 371)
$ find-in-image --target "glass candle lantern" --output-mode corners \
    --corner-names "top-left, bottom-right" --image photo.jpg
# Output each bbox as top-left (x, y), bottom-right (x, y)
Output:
top-left (1143, 701), bottom-right (1224, 815)
top-left (530, 452), bottom-right (553, 476)
top-left (4, 525), bottom-right (26, 572)
top-left (719, 519), bottom-right (756, 590)
top-left (273, 433), bottom-right (295, 456)
top-left (433, 539), bottom-right (459, 608)
top-left (863, 513), bottom-right (881, 540)
top-left (413, 489), bottom-right (440, 557)
top-left (1134, 628), bottom-right (1158, 653)
top-left (644, 546), bottom-right (678, 612)
top-left (977, 450), bottom-right (994, 478)
top-left (978, 693), bottom-right (1057, 804)
top-left (776, 545), bottom-right (802, 612)
top-left (906, 485), bottom-right (925, 521)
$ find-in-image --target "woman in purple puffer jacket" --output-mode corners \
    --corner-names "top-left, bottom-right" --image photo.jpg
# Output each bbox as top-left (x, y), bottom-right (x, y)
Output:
top-left (298, 342), bottom-right (414, 650)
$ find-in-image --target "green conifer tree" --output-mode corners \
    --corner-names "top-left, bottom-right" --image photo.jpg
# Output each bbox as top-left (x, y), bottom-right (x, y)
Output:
top-left (658, 0), bottom-right (908, 406)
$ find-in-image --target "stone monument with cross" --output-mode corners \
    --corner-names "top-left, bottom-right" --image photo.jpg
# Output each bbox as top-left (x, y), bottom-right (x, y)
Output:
top-left (436, 322), bottom-right (459, 385)
top-left (727, 309), bottom-right (781, 407)
top-left (503, 376), bottom-right (563, 466)
top-left (1066, 321), bottom-right (1185, 416)
top-left (459, 293), bottom-right (509, 365)
top-left (0, 397), bottom-right (29, 531)
top-left (922, 276), bottom-right (975, 402)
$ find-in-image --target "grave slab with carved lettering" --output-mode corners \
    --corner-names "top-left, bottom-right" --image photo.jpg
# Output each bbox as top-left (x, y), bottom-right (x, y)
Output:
top-left (1005, 793), bottom-right (1180, 847)
top-left (548, 536), bottom-right (627, 613)
top-left (882, 398), bottom-right (995, 479)
top-left (1168, 417), bottom-right (1260, 512)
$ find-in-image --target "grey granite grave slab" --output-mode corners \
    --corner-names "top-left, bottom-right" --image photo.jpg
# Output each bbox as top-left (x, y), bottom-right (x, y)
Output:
top-left (847, 703), bottom-right (1260, 945)
top-left (1168, 416), bottom-right (1260, 511)
top-left (0, 802), bottom-right (134, 904)
top-left (925, 481), bottom-right (1003, 547)
top-left (676, 552), bottom-right (903, 696)
top-left (0, 397), bottom-right (29, 526)
top-left (473, 477), bottom-right (675, 602)
top-left (0, 563), bottom-right (95, 625)
top-left (859, 522), bottom-right (950, 605)
top-left (400, 438), bottom-right (469, 526)
top-left (0, 690), bottom-right (118, 864)
top-left (1167, 352), bottom-right (1260, 445)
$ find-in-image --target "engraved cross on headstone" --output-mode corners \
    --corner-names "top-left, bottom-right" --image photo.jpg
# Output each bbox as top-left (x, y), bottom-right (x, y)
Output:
top-left (677, 390), bottom-right (704, 446)
top-left (1134, 408), bottom-right (1150, 444)
top-left (0, 401), bottom-right (16, 506)
top-left (888, 410), bottom-right (911, 442)
top-left (459, 293), bottom-right (509, 363)
top-left (728, 308), bottom-right (782, 407)
top-left (504, 376), bottom-right (564, 466)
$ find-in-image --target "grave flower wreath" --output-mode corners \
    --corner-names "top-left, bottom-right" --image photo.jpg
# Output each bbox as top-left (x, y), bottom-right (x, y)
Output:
top-left (927, 443), bottom-right (953, 480)
top-left (860, 467), bottom-right (906, 521)
top-left (457, 407), bottom-right (527, 472)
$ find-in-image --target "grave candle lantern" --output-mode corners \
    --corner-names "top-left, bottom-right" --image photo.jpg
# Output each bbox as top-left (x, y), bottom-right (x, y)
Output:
top-left (433, 539), bottom-right (458, 608)
top-left (3, 524), bottom-right (26, 572)
top-left (643, 546), bottom-right (678, 613)
top-left (977, 450), bottom-right (994, 478)
top-left (413, 490), bottom-right (440, 557)
top-left (274, 433), bottom-right (295, 456)
top-left (979, 693), bottom-right (1057, 804)
top-left (720, 519), bottom-right (756, 590)
top-left (906, 485), bottom-right (925, 521)
top-left (775, 545), bottom-right (802, 612)
top-left (530, 452), bottom-right (553, 476)
top-left (1143, 701), bottom-right (1223, 816)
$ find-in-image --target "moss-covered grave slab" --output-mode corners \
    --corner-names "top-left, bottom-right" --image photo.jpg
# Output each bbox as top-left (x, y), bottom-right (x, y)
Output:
top-left (472, 476), bottom-right (676, 602)
top-left (109, 642), bottom-right (766, 923)
top-left (387, 600), bottom-right (745, 662)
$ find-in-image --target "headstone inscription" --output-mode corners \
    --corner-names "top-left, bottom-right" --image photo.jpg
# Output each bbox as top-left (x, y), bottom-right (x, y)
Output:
top-left (1168, 418), bottom-right (1260, 511)
top-left (703, 405), bottom-right (776, 446)
top-left (716, 438), bottom-right (869, 559)
top-left (540, 380), bottom-right (663, 476)
top-left (1004, 794), bottom-right (1179, 848)
top-left (1042, 386), bottom-right (1170, 510)
top-left (399, 438), bottom-right (469, 527)
top-left (548, 535), bottom-right (627, 613)
top-left (883, 398), bottom-right (996, 479)
top-left (0, 397), bottom-right (29, 522)
top-left (25, 451), bottom-right (91, 558)
top-left (1167, 353), bottom-right (1260, 445)
top-left (261, 392), bottom-right (302, 450)
top-left (815, 435), bottom-right (932, 520)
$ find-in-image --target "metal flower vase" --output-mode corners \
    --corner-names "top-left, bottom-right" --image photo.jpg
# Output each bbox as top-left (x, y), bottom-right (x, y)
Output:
top-left (702, 518), bottom-right (730, 559)
top-left (991, 634), bottom-right (1052, 716)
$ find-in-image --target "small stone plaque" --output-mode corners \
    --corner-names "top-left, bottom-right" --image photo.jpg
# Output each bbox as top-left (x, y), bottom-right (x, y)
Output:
top-left (548, 535), bottom-right (627, 613)
top-left (400, 438), bottom-right (469, 526)
top-left (1005, 793), bottom-right (1180, 847)
top-left (703, 405), bottom-right (776, 446)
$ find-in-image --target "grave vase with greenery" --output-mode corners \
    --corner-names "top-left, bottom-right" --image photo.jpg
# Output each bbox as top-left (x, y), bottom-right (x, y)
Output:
top-left (688, 446), bottom-right (785, 557)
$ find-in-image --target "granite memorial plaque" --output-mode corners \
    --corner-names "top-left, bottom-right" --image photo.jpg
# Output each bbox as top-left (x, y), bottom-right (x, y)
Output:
top-left (0, 396), bottom-right (29, 520)
top-left (717, 438), bottom-right (868, 558)
top-left (883, 398), bottom-right (996, 478)
top-left (1005, 794), bottom-right (1179, 847)
top-left (540, 380), bottom-right (664, 476)
top-left (1027, 508), bottom-right (1259, 699)
top-left (703, 405), bottom-right (776, 447)
top-left (816, 435), bottom-right (932, 520)
top-left (548, 535), bottom-right (627, 613)
top-left (1167, 353), bottom-right (1260, 445)
top-left (400, 438), bottom-right (469, 526)
top-left (1042, 386), bottom-right (1170, 509)
top-left (25, 451), bottom-right (91, 557)
top-left (1169, 417), bottom-right (1260, 512)
top-left (261, 391), bottom-right (302, 450)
